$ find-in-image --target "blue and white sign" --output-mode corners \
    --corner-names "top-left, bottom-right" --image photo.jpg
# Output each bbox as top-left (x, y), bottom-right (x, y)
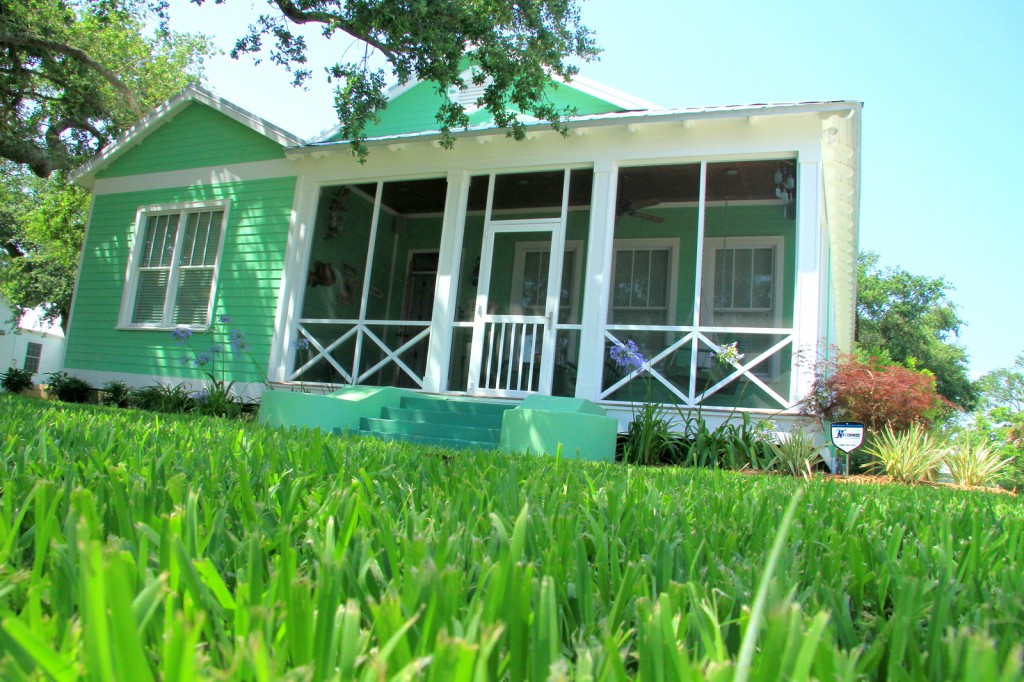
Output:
top-left (830, 422), bottom-right (865, 453)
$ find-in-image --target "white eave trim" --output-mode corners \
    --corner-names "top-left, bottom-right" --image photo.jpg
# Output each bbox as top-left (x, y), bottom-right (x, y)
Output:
top-left (290, 100), bottom-right (862, 157)
top-left (70, 85), bottom-right (306, 188)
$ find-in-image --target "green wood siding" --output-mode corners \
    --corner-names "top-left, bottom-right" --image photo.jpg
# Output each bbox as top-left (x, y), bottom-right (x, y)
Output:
top-left (325, 79), bottom-right (628, 142)
top-left (96, 103), bottom-right (287, 179)
top-left (65, 176), bottom-right (297, 383)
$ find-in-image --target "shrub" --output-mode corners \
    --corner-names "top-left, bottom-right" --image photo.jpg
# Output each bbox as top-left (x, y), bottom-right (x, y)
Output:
top-left (944, 442), bottom-right (1013, 488)
top-left (712, 412), bottom-right (777, 470)
top-left (193, 384), bottom-right (242, 419)
top-left (131, 382), bottom-right (195, 413)
top-left (770, 429), bottom-right (824, 478)
top-left (46, 371), bottom-right (92, 403)
top-left (1, 366), bottom-right (34, 394)
top-left (99, 380), bottom-right (133, 408)
top-left (864, 424), bottom-right (945, 484)
top-left (804, 353), bottom-right (953, 432)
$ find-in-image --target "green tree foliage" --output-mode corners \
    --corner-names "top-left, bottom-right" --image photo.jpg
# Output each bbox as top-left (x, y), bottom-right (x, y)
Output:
top-left (0, 163), bottom-right (88, 330)
top-left (975, 353), bottom-right (1024, 416)
top-left (0, 0), bottom-right (214, 177)
top-left (856, 251), bottom-right (976, 409)
top-left (0, 0), bottom-right (213, 327)
top-left (210, 0), bottom-right (600, 158)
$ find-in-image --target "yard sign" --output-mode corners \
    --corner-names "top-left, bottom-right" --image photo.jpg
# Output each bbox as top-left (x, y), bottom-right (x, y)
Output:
top-left (830, 422), bottom-right (866, 476)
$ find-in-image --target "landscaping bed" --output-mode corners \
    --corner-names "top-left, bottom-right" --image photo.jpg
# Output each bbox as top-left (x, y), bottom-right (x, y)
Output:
top-left (0, 395), bottom-right (1022, 680)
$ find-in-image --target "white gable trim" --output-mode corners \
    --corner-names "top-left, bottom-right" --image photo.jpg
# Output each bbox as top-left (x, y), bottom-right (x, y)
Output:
top-left (71, 86), bottom-right (305, 189)
top-left (552, 74), bottom-right (660, 110)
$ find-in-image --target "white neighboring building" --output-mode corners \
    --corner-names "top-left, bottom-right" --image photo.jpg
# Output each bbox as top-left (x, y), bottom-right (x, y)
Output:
top-left (0, 294), bottom-right (66, 384)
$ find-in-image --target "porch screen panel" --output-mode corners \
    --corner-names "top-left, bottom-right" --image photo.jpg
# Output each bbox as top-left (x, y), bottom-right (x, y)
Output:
top-left (294, 178), bottom-right (447, 388)
top-left (603, 163), bottom-right (700, 399)
top-left (358, 178), bottom-right (446, 388)
top-left (562, 169), bottom-right (592, 325)
top-left (294, 183), bottom-right (377, 383)
top-left (300, 183), bottom-right (377, 322)
top-left (701, 160), bottom-right (795, 330)
top-left (491, 170), bottom-right (565, 220)
top-left (453, 175), bottom-right (489, 324)
top-left (699, 160), bottom-right (796, 399)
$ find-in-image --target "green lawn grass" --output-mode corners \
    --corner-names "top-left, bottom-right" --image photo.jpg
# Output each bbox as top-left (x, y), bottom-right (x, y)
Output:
top-left (0, 394), bottom-right (1022, 680)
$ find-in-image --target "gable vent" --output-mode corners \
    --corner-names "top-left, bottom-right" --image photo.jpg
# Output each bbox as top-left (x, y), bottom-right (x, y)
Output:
top-left (447, 69), bottom-right (493, 113)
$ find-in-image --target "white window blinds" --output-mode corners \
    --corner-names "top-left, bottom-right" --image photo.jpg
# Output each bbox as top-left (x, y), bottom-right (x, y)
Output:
top-left (713, 246), bottom-right (775, 312)
top-left (126, 207), bottom-right (226, 327)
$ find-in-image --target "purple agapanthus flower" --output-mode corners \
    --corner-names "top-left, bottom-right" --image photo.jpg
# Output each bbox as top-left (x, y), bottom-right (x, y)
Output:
top-left (194, 390), bottom-right (210, 403)
top-left (218, 315), bottom-right (232, 324)
top-left (193, 351), bottom-right (213, 367)
top-left (209, 344), bottom-right (224, 354)
top-left (230, 330), bottom-right (248, 353)
top-left (289, 338), bottom-right (311, 351)
top-left (610, 339), bottom-right (646, 373)
top-left (179, 356), bottom-right (191, 366)
top-left (171, 327), bottom-right (193, 344)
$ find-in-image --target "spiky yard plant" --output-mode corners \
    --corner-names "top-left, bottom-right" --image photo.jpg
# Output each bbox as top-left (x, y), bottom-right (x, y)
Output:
top-left (944, 442), bottom-right (1014, 488)
top-left (864, 423), bottom-right (945, 484)
top-left (770, 428), bottom-right (824, 478)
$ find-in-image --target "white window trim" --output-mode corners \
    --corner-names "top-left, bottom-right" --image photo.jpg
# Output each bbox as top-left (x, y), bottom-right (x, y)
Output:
top-left (701, 235), bottom-right (784, 327)
top-left (118, 199), bottom-right (231, 330)
top-left (608, 238), bottom-right (679, 326)
top-left (510, 240), bottom-right (584, 324)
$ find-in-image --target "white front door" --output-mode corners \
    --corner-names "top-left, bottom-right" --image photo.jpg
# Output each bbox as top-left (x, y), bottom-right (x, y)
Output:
top-left (468, 219), bottom-right (564, 396)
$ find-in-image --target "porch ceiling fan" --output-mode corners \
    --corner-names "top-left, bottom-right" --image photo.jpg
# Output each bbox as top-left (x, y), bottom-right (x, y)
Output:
top-left (615, 174), bottom-right (665, 224)
top-left (616, 199), bottom-right (666, 224)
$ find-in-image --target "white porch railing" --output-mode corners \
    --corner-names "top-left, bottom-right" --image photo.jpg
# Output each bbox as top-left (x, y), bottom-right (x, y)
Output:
top-left (289, 319), bottom-right (431, 388)
top-left (601, 325), bottom-right (796, 409)
top-left (479, 316), bottom-right (546, 393)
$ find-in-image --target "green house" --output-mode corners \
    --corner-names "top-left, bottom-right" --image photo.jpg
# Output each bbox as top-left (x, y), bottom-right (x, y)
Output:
top-left (66, 72), bottom-right (861, 457)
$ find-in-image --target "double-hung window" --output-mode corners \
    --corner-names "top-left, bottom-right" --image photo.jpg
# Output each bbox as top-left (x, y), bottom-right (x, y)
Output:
top-left (121, 202), bottom-right (228, 328)
top-left (701, 236), bottom-right (783, 328)
top-left (23, 342), bottom-right (42, 374)
top-left (609, 239), bottom-right (677, 326)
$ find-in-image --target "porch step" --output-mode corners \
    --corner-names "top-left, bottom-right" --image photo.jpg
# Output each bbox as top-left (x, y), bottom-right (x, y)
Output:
top-left (356, 396), bottom-right (513, 452)
top-left (399, 396), bottom-right (511, 418)
top-left (360, 416), bottom-right (501, 444)
top-left (382, 406), bottom-right (505, 431)
top-left (354, 430), bottom-right (499, 452)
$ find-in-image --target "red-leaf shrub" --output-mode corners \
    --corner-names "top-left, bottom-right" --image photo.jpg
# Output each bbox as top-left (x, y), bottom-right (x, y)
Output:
top-left (804, 354), bottom-right (954, 431)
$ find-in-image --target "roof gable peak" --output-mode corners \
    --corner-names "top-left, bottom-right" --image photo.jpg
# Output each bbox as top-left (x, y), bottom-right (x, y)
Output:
top-left (71, 85), bottom-right (305, 188)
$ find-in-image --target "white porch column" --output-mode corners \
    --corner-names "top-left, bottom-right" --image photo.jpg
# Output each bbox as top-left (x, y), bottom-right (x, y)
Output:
top-left (791, 152), bottom-right (824, 403)
top-left (422, 170), bottom-right (470, 393)
top-left (268, 174), bottom-right (318, 382)
top-left (575, 160), bottom-right (618, 401)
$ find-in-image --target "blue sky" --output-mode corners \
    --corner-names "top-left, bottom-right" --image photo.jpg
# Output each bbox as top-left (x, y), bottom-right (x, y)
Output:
top-left (166, 0), bottom-right (1023, 377)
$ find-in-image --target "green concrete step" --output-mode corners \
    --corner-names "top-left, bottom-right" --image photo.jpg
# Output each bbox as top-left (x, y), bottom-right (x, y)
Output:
top-left (360, 417), bottom-right (501, 445)
top-left (382, 406), bottom-right (505, 431)
top-left (399, 396), bottom-right (512, 418)
top-left (353, 430), bottom-right (499, 452)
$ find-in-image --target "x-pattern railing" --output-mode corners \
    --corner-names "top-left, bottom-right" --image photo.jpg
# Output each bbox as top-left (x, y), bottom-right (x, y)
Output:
top-left (289, 321), bottom-right (431, 388)
top-left (601, 326), bottom-right (795, 408)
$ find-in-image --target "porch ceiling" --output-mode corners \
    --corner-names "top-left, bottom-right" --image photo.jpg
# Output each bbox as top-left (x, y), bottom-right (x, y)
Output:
top-left (358, 159), bottom-right (800, 216)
